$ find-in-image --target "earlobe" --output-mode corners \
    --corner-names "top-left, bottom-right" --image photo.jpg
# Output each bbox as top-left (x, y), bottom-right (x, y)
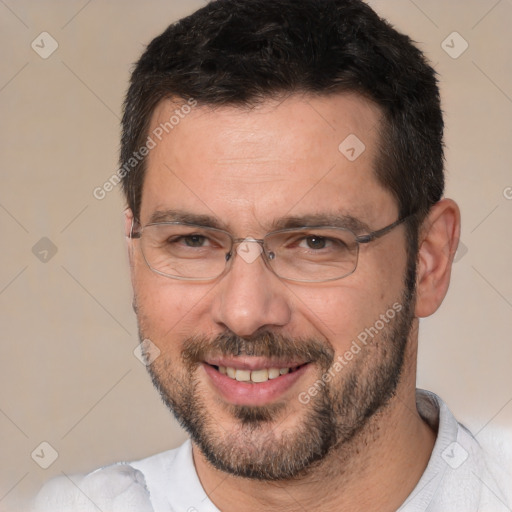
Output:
top-left (414, 199), bottom-right (461, 318)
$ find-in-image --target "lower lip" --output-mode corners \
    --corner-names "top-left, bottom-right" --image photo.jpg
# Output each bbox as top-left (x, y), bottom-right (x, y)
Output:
top-left (203, 363), bottom-right (310, 406)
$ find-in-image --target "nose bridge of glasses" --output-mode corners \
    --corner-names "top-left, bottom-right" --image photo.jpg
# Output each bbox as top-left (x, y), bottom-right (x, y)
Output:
top-left (232, 236), bottom-right (265, 246)
top-left (231, 237), bottom-right (268, 266)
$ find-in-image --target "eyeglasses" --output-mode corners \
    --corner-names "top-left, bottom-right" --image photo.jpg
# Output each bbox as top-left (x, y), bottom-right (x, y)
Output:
top-left (130, 215), bottom-right (412, 283)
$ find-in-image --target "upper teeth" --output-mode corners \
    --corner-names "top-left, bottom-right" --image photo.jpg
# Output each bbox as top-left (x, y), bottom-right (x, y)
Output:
top-left (219, 366), bottom-right (292, 383)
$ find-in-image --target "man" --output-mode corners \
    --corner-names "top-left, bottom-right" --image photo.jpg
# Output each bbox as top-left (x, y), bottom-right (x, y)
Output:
top-left (33, 0), bottom-right (511, 510)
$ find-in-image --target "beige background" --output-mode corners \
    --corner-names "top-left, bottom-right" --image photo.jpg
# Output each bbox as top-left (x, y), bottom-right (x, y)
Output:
top-left (0, 0), bottom-right (511, 509)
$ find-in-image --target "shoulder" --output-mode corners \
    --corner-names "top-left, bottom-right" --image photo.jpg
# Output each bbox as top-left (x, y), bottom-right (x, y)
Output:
top-left (473, 424), bottom-right (512, 507)
top-left (411, 390), bottom-right (512, 511)
top-left (31, 462), bottom-right (154, 512)
top-left (30, 441), bottom-right (193, 512)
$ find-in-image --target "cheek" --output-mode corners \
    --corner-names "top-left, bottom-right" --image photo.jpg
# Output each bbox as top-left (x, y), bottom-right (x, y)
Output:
top-left (133, 266), bottom-right (213, 344)
top-left (293, 261), bottom-right (406, 348)
top-left (296, 287), bottom-right (379, 343)
top-left (358, 237), bottom-right (409, 297)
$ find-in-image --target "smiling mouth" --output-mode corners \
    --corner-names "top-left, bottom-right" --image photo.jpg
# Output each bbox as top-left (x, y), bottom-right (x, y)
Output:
top-left (207, 364), bottom-right (308, 383)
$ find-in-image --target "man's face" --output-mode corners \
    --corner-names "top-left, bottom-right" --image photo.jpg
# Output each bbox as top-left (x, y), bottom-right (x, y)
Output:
top-left (128, 93), bottom-right (415, 480)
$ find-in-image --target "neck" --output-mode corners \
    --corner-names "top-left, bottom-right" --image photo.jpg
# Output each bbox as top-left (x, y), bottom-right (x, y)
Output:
top-left (193, 333), bottom-right (436, 512)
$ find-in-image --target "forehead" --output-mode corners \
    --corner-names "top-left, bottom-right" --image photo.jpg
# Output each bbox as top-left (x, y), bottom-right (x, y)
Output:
top-left (141, 93), bottom-right (395, 230)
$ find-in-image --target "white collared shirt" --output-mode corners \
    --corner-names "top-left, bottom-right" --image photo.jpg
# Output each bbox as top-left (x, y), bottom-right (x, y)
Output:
top-left (32, 390), bottom-right (512, 512)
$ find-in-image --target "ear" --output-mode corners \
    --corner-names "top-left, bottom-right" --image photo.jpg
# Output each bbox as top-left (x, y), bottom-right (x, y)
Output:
top-left (414, 199), bottom-right (461, 318)
top-left (124, 208), bottom-right (135, 268)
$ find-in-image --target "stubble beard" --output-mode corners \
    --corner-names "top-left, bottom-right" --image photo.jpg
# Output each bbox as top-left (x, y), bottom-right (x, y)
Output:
top-left (138, 266), bottom-right (416, 481)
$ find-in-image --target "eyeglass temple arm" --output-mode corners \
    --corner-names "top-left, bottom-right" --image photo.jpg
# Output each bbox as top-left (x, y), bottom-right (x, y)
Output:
top-left (356, 214), bottom-right (413, 244)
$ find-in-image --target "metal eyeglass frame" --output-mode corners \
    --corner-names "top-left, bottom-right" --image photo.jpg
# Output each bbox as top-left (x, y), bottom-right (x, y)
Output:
top-left (129, 213), bottom-right (414, 283)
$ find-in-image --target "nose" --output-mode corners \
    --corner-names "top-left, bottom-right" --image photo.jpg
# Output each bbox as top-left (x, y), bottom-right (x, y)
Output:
top-left (210, 240), bottom-right (291, 337)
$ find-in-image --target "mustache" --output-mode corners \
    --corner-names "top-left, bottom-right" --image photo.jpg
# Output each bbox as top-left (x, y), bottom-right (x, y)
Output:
top-left (182, 331), bottom-right (335, 369)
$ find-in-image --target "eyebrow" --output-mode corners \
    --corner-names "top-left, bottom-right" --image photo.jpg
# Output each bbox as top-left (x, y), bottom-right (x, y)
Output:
top-left (147, 209), bottom-right (372, 234)
top-left (147, 209), bottom-right (228, 230)
top-left (270, 214), bottom-right (372, 233)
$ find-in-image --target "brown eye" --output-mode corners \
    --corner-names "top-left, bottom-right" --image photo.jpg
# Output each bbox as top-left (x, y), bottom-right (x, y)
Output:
top-left (304, 236), bottom-right (327, 250)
